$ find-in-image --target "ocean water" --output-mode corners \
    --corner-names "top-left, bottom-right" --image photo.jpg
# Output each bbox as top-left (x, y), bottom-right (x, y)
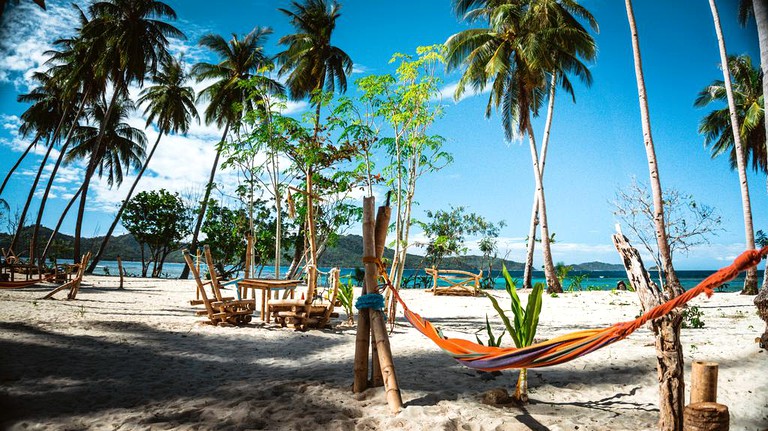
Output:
top-left (75, 260), bottom-right (762, 293)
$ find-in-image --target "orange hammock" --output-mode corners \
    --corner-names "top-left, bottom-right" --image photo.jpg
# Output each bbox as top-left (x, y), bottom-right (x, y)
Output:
top-left (382, 247), bottom-right (767, 371)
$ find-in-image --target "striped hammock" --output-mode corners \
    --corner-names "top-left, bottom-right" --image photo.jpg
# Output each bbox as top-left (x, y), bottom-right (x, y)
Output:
top-left (383, 247), bottom-right (767, 371)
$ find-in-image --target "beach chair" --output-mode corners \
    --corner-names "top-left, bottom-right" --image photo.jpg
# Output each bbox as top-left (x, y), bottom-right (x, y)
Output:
top-left (42, 252), bottom-right (91, 300)
top-left (182, 247), bottom-right (255, 326)
top-left (268, 267), bottom-right (341, 330)
top-left (425, 267), bottom-right (482, 296)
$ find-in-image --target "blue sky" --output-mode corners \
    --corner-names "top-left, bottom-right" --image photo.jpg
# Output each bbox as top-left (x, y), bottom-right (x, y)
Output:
top-left (0, 0), bottom-right (765, 269)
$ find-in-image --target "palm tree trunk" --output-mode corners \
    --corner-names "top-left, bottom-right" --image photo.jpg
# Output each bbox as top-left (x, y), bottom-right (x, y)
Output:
top-left (74, 84), bottom-right (121, 261)
top-left (41, 182), bottom-right (84, 262)
top-left (752, 0), bottom-right (768, 186)
top-left (87, 131), bottom-right (164, 273)
top-left (9, 137), bottom-right (53, 256)
top-left (523, 74), bottom-right (557, 290)
top-left (31, 94), bottom-right (88, 266)
top-left (709, 0), bottom-right (758, 294)
top-left (525, 123), bottom-right (560, 293)
top-left (180, 122), bottom-right (229, 279)
top-left (625, 2), bottom-right (684, 429)
top-left (0, 136), bottom-right (39, 196)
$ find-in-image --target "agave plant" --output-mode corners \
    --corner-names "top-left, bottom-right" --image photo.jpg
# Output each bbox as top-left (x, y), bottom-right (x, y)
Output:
top-left (482, 264), bottom-right (544, 403)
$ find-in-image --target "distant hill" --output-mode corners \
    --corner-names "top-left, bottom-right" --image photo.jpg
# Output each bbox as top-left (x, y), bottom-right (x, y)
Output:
top-left (1, 227), bottom-right (621, 271)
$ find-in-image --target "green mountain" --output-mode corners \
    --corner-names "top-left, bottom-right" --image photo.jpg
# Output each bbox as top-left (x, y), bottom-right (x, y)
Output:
top-left (1, 227), bottom-right (619, 271)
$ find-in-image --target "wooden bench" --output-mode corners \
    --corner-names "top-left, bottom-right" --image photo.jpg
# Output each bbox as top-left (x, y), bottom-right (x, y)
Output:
top-left (425, 267), bottom-right (483, 296)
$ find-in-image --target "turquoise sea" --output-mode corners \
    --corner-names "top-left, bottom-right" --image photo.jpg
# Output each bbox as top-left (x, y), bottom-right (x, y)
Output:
top-left (74, 259), bottom-right (762, 293)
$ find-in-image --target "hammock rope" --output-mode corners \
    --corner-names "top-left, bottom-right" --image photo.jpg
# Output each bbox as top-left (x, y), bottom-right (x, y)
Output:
top-left (375, 247), bottom-right (768, 371)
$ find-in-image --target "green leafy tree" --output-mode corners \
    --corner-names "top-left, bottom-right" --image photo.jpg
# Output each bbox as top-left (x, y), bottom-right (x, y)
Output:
top-left (201, 200), bottom-right (249, 278)
top-left (122, 189), bottom-right (190, 277)
top-left (356, 45), bottom-right (452, 295)
top-left (419, 206), bottom-right (496, 269)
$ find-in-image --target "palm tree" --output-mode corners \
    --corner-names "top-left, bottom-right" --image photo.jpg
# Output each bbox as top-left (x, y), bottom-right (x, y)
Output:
top-left (446, 0), bottom-right (595, 294)
top-left (7, 71), bottom-right (74, 256)
top-left (275, 0), bottom-right (353, 287)
top-left (70, 0), bottom-right (182, 260)
top-left (87, 56), bottom-right (199, 272)
top-left (739, 0), bottom-right (768, 171)
top-left (65, 98), bottom-right (147, 245)
top-left (707, 0), bottom-right (758, 295)
top-left (30, 6), bottom-right (108, 265)
top-left (695, 55), bottom-right (765, 173)
top-left (180, 27), bottom-right (283, 279)
top-left (624, 1), bottom-right (684, 428)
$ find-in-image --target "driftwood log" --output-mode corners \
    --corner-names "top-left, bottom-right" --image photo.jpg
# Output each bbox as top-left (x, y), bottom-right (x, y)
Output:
top-left (754, 287), bottom-right (768, 348)
top-left (613, 232), bottom-right (685, 431)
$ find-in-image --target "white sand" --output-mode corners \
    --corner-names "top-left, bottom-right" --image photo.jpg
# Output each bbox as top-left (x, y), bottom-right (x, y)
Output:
top-left (1, 276), bottom-right (766, 430)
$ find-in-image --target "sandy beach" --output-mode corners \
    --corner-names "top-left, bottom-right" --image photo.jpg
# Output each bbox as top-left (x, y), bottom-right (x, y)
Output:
top-left (0, 275), bottom-right (766, 430)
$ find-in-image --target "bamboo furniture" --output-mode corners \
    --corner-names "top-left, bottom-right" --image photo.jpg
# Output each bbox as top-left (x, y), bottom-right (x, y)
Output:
top-left (42, 252), bottom-right (91, 300)
top-left (182, 247), bottom-right (255, 326)
top-left (425, 267), bottom-right (482, 296)
top-left (267, 267), bottom-right (340, 330)
top-left (237, 278), bottom-right (300, 322)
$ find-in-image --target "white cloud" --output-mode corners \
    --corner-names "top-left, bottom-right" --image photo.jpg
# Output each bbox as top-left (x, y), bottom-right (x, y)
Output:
top-left (434, 81), bottom-right (491, 104)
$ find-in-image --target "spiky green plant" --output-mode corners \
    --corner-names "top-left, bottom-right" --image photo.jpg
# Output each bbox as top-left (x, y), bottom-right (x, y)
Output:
top-left (482, 264), bottom-right (544, 403)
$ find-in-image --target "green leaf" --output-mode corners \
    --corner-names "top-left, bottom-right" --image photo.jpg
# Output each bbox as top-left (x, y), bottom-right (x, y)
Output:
top-left (482, 290), bottom-right (519, 347)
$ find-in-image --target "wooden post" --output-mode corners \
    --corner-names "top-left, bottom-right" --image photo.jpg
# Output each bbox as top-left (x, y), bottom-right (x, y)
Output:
top-left (683, 403), bottom-right (729, 431)
top-left (371, 204), bottom-right (391, 388)
top-left (690, 361), bottom-right (718, 404)
top-left (117, 255), bottom-right (124, 290)
top-left (353, 198), bottom-right (374, 393)
top-left (245, 235), bottom-right (253, 280)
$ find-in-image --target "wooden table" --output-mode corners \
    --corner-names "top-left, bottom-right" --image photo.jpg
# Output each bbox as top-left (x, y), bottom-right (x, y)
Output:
top-left (237, 279), bottom-right (301, 322)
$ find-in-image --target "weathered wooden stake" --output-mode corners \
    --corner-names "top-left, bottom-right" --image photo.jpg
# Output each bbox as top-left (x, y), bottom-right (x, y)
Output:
top-left (117, 255), bottom-right (124, 290)
top-left (690, 361), bottom-right (718, 404)
top-left (245, 235), bottom-right (253, 280)
top-left (370, 204), bottom-right (391, 388)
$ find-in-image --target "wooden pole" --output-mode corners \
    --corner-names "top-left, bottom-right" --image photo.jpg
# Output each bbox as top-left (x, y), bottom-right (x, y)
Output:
top-left (353, 197), bottom-right (374, 393)
top-left (690, 361), bottom-right (718, 404)
top-left (371, 204), bottom-right (391, 388)
top-left (117, 255), bottom-right (124, 290)
top-left (245, 235), bottom-right (253, 280)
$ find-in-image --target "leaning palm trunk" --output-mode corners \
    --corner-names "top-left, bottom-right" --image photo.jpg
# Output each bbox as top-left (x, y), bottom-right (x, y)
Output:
top-left (708, 0), bottom-right (758, 294)
top-left (9, 138), bottom-right (53, 256)
top-left (523, 74), bottom-right (557, 290)
top-left (752, 0), bottom-right (768, 193)
top-left (31, 94), bottom-right (89, 266)
top-left (41, 183), bottom-right (84, 262)
top-left (0, 136), bottom-right (38, 196)
top-left (180, 122), bottom-right (229, 280)
top-left (87, 131), bottom-right (164, 272)
top-left (625, 1), bottom-right (684, 429)
top-left (525, 123), bottom-right (560, 293)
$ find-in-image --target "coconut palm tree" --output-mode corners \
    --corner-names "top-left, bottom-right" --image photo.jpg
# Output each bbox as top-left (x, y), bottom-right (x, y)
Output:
top-left (7, 71), bottom-right (74, 256)
top-left (695, 55), bottom-right (765, 173)
top-left (65, 98), bottom-right (147, 242)
top-left (446, 0), bottom-right (595, 294)
top-left (707, 0), bottom-right (758, 295)
top-left (87, 56), bottom-right (199, 272)
top-left (624, 1), bottom-right (684, 428)
top-left (739, 0), bottom-right (768, 163)
top-left (180, 27), bottom-right (283, 279)
top-left (70, 0), bottom-right (182, 260)
top-left (275, 0), bottom-right (353, 286)
top-left (30, 6), bottom-right (108, 265)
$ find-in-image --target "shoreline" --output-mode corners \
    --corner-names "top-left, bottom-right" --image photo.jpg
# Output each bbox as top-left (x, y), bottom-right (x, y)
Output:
top-left (0, 275), bottom-right (766, 430)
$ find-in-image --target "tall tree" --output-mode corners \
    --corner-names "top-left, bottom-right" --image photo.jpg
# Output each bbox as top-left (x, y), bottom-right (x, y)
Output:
top-left (71, 0), bottom-right (182, 261)
top-left (708, 0), bottom-right (758, 295)
top-left (446, 0), bottom-right (596, 293)
top-left (87, 56), bottom-right (199, 272)
top-left (181, 27), bottom-right (282, 279)
top-left (275, 0), bottom-right (352, 288)
top-left (739, 0), bottom-right (768, 175)
top-left (624, 1), bottom-right (684, 428)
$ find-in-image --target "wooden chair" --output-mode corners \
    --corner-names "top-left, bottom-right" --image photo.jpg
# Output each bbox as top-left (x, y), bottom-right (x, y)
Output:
top-left (425, 267), bottom-right (482, 296)
top-left (182, 247), bottom-right (255, 326)
top-left (268, 267), bottom-right (341, 330)
top-left (42, 252), bottom-right (91, 300)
